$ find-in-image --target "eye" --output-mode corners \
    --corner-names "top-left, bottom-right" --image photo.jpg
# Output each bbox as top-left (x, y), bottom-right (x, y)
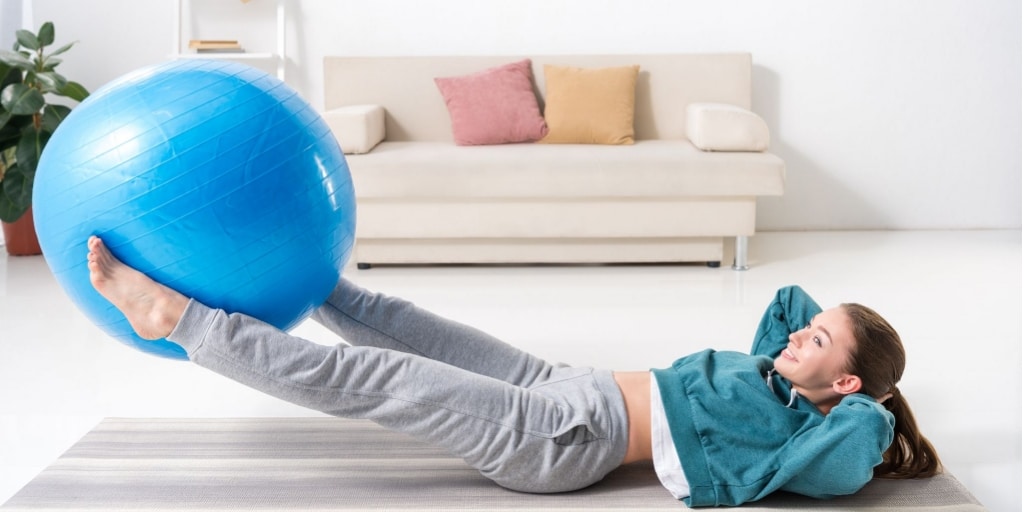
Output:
top-left (813, 336), bottom-right (823, 347)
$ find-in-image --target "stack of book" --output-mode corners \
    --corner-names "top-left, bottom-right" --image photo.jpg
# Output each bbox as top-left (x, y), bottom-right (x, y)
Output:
top-left (189, 40), bottom-right (244, 53)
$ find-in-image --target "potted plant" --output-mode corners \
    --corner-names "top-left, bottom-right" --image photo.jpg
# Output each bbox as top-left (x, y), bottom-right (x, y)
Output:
top-left (0, 21), bottom-right (88, 255)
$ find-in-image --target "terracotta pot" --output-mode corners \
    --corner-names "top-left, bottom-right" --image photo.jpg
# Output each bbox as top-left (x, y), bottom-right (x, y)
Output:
top-left (2, 206), bottom-right (42, 256)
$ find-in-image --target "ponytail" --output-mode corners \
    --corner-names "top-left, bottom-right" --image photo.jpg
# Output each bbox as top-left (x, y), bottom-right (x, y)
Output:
top-left (873, 387), bottom-right (941, 478)
top-left (840, 304), bottom-right (942, 479)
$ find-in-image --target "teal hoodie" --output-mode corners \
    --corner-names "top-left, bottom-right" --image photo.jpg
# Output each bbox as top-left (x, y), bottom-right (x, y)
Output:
top-left (652, 286), bottom-right (895, 507)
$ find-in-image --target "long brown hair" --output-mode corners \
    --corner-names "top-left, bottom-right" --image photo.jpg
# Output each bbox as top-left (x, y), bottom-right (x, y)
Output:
top-left (841, 303), bottom-right (942, 479)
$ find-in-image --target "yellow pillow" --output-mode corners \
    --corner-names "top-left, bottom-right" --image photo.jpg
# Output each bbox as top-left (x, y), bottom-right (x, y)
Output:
top-left (539, 64), bottom-right (640, 145)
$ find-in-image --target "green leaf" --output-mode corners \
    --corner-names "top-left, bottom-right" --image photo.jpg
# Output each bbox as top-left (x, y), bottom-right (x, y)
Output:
top-left (41, 104), bottom-right (70, 133)
top-left (47, 42), bottom-right (74, 58)
top-left (0, 50), bottom-right (34, 72)
top-left (0, 114), bottom-right (29, 148)
top-left (58, 80), bottom-right (89, 102)
top-left (0, 163), bottom-right (31, 223)
top-left (15, 126), bottom-right (47, 175)
top-left (1, 83), bottom-right (44, 115)
top-left (33, 71), bottom-right (67, 93)
top-left (0, 114), bottom-right (30, 150)
top-left (29, 71), bottom-right (51, 91)
top-left (0, 62), bottom-right (14, 87)
top-left (15, 30), bottom-right (39, 51)
top-left (41, 55), bottom-right (62, 71)
top-left (37, 22), bottom-right (55, 47)
top-left (0, 110), bottom-right (10, 131)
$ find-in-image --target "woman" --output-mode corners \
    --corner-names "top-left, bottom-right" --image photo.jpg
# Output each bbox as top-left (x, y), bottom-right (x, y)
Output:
top-left (86, 236), bottom-right (940, 507)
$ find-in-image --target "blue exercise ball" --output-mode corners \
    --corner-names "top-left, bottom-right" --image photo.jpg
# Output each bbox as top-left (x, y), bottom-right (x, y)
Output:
top-left (33, 59), bottom-right (357, 360)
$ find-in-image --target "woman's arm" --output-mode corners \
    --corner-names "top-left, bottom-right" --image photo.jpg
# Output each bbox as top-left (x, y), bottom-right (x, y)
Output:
top-left (749, 286), bottom-right (823, 358)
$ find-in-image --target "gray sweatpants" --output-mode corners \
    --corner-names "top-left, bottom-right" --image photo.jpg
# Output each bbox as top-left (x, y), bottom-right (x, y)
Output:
top-left (167, 278), bottom-right (629, 493)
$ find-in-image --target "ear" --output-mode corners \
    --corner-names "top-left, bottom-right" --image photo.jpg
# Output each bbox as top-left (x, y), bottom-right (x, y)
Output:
top-left (832, 374), bottom-right (862, 395)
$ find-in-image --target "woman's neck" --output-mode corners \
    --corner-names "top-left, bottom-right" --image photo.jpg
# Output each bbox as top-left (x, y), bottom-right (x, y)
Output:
top-left (792, 384), bottom-right (842, 415)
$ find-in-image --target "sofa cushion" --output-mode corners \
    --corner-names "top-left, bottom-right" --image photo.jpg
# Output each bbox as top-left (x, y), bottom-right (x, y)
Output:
top-left (433, 59), bottom-right (548, 146)
top-left (346, 140), bottom-right (785, 199)
top-left (325, 54), bottom-right (756, 143)
top-left (539, 64), bottom-right (640, 145)
top-left (687, 102), bottom-right (770, 152)
top-left (322, 104), bottom-right (386, 154)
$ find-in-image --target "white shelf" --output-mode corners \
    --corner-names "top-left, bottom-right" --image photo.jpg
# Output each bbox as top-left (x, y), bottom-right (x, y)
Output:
top-left (178, 52), bottom-right (278, 61)
top-left (173, 0), bottom-right (286, 81)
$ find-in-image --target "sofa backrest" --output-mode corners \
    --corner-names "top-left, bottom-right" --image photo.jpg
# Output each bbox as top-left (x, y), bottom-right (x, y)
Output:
top-left (323, 54), bottom-right (752, 143)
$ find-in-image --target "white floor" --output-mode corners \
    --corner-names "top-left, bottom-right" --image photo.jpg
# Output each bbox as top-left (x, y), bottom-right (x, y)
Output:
top-left (0, 230), bottom-right (1019, 510)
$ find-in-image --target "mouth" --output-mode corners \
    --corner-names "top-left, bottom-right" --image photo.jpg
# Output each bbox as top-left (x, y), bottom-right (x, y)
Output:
top-left (782, 346), bottom-right (798, 362)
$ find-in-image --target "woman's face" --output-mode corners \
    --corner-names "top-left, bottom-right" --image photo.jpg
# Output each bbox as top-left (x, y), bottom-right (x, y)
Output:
top-left (774, 307), bottom-right (860, 402)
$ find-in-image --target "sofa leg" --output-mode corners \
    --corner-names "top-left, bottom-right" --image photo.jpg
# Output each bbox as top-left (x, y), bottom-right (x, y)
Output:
top-left (732, 236), bottom-right (750, 271)
top-left (706, 261), bottom-right (721, 268)
top-left (357, 263), bottom-right (372, 270)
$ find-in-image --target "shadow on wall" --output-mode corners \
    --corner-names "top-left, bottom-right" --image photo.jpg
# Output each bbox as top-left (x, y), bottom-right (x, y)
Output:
top-left (751, 65), bottom-right (889, 231)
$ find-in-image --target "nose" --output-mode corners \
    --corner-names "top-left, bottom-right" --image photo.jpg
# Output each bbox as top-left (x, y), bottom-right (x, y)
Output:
top-left (789, 331), bottom-right (801, 347)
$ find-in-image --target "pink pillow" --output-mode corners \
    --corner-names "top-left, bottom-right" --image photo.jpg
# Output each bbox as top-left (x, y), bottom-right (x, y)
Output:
top-left (434, 59), bottom-right (548, 146)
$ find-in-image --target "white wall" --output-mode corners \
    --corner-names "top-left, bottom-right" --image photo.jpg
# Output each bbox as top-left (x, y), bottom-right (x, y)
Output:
top-left (24, 0), bottom-right (1024, 232)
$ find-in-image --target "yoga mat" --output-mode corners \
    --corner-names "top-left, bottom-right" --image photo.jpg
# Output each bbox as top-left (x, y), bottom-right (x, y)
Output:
top-left (1, 418), bottom-right (985, 511)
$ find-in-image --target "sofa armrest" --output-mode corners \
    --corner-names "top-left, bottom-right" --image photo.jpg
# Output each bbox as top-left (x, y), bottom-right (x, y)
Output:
top-left (323, 104), bottom-right (386, 154)
top-left (686, 103), bottom-right (770, 152)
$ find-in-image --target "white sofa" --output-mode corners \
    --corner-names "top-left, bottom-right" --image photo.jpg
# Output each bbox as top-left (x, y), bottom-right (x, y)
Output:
top-left (322, 54), bottom-right (785, 269)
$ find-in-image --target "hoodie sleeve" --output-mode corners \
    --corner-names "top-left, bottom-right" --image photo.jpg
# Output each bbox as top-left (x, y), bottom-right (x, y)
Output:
top-left (750, 285), bottom-right (823, 358)
top-left (776, 394), bottom-right (895, 499)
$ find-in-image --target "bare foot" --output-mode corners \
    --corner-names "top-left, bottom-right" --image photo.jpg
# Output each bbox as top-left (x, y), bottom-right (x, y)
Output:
top-left (87, 236), bottom-right (189, 340)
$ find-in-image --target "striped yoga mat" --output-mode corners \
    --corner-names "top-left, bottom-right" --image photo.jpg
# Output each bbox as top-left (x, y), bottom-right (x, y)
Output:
top-left (2, 418), bottom-right (985, 511)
